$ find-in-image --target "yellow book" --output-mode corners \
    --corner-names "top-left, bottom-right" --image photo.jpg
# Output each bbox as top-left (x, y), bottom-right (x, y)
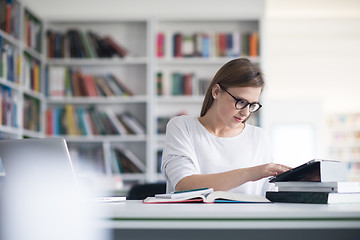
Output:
top-left (65, 104), bottom-right (77, 135)
top-left (16, 54), bottom-right (21, 85)
top-left (33, 64), bottom-right (40, 92)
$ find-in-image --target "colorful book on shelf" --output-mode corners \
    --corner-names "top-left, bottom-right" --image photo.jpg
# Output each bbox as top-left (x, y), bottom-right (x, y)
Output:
top-left (103, 108), bottom-right (129, 135)
top-left (3, 0), bottom-right (20, 38)
top-left (144, 188), bottom-right (270, 204)
top-left (266, 191), bottom-right (360, 204)
top-left (24, 11), bottom-right (42, 52)
top-left (117, 112), bottom-right (145, 135)
top-left (65, 104), bottom-right (78, 135)
top-left (47, 29), bottom-right (129, 58)
top-left (112, 147), bottom-right (145, 173)
top-left (0, 86), bottom-right (17, 127)
top-left (110, 74), bottom-right (134, 96)
top-left (156, 72), bottom-right (163, 96)
top-left (156, 32), bottom-right (164, 58)
top-left (103, 35), bottom-right (128, 57)
top-left (114, 146), bottom-right (146, 172)
top-left (249, 31), bottom-right (259, 57)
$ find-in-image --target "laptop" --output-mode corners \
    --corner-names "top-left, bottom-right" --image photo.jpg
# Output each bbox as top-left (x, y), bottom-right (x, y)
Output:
top-left (0, 138), bottom-right (125, 203)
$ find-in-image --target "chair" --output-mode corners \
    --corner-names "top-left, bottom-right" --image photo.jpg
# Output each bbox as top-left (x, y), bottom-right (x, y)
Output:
top-left (127, 182), bottom-right (166, 200)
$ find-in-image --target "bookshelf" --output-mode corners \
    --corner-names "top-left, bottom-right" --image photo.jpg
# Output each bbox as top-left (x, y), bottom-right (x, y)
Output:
top-left (0, 1), bottom-right (45, 141)
top-left (1, 4), bottom-right (264, 192)
top-left (327, 113), bottom-right (360, 181)
top-left (43, 19), bottom-right (151, 192)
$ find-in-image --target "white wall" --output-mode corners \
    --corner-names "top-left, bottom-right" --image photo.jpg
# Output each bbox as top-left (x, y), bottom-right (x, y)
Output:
top-left (262, 0), bottom-right (360, 162)
top-left (264, 0), bottom-right (360, 114)
top-left (21, 0), bottom-right (264, 19)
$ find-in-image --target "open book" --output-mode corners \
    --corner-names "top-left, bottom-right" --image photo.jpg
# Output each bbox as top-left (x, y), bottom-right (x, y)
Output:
top-left (143, 188), bottom-right (270, 204)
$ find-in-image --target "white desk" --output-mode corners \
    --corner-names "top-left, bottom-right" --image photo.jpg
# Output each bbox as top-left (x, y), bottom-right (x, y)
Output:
top-left (93, 201), bottom-right (360, 240)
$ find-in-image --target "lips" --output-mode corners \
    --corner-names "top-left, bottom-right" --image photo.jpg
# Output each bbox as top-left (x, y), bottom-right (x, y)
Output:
top-left (234, 116), bottom-right (243, 123)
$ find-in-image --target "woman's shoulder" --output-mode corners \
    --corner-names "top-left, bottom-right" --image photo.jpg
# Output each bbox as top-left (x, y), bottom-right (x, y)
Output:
top-left (245, 124), bottom-right (267, 137)
top-left (168, 115), bottom-right (196, 125)
top-left (167, 115), bottom-right (198, 129)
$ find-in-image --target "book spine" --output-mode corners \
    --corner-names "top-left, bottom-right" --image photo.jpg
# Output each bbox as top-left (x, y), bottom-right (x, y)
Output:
top-left (266, 191), bottom-right (329, 204)
top-left (24, 11), bottom-right (42, 53)
top-left (47, 29), bottom-right (130, 59)
top-left (157, 32), bottom-right (164, 58)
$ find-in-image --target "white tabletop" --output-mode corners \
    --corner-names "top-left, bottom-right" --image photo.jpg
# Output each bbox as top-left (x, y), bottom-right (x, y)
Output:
top-left (92, 200), bottom-right (360, 229)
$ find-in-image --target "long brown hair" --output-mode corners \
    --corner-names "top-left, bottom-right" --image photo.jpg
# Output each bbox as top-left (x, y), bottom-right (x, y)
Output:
top-left (200, 58), bottom-right (264, 117)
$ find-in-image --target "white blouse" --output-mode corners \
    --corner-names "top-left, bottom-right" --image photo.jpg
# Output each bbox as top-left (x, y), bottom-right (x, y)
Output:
top-left (161, 115), bottom-right (275, 196)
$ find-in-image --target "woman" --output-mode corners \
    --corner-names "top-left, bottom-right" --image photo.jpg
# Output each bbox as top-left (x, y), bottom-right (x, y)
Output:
top-left (161, 58), bottom-right (291, 196)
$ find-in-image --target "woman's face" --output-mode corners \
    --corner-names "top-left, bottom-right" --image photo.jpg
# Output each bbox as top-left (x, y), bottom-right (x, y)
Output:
top-left (212, 85), bottom-right (262, 129)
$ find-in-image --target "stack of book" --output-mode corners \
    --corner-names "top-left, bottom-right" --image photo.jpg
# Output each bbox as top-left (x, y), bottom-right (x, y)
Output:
top-left (266, 159), bottom-right (360, 204)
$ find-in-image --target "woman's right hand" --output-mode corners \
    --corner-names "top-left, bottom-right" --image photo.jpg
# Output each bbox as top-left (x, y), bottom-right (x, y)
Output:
top-left (248, 163), bottom-right (292, 182)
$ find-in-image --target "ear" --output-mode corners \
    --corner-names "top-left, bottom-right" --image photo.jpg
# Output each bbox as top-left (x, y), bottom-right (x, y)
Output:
top-left (212, 84), bottom-right (221, 99)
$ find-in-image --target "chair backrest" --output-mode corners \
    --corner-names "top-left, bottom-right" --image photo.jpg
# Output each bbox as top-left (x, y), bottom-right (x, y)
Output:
top-left (127, 182), bottom-right (166, 200)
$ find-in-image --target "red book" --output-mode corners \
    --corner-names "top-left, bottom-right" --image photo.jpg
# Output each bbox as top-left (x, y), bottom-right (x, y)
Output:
top-left (82, 75), bottom-right (98, 97)
top-left (46, 109), bottom-right (53, 135)
top-left (218, 33), bottom-right (227, 57)
top-left (184, 73), bottom-right (192, 96)
top-left (174, 33), bottom-right (183, 58)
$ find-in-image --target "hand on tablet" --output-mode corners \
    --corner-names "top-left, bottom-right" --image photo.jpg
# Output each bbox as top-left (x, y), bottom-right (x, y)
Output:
top-left (249, 163), bottom-right (292, 182)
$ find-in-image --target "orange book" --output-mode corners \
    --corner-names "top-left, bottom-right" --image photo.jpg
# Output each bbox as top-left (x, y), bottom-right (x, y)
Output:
top-left (83, 75), bottom-right (98, 97)
top-left (33, 63), bottom-right (40, 92)
top-left (249, 32), bottom-right (259, 57)
top-left (46, 109), bottom-right (53, 135)
top-left (5, 3), bottom-right (11, 34)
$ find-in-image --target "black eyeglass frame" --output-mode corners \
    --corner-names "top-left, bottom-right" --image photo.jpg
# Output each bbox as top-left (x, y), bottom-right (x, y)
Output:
top-left (218, 84), bottom-right (262, 113)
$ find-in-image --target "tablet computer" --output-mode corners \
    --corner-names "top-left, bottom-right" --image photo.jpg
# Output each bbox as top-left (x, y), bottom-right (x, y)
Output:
top-left (268, 159), bottom-right (321, 183)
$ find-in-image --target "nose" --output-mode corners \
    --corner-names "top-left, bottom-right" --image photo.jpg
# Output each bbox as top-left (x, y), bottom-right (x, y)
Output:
top-left (239, 104), bottom-right (251, 116)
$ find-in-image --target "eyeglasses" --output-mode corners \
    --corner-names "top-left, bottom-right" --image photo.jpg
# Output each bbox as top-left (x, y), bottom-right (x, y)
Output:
top-left (218, 85), bottom-right (262, 113)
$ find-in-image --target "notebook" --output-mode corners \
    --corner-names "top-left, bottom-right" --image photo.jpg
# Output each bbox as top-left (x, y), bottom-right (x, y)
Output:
top-left (0, 138), bottom-right (125, 203)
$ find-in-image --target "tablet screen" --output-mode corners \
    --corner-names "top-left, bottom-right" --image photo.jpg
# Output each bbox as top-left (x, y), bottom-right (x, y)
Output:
top-left (268, 159), bottom-right (321, 183)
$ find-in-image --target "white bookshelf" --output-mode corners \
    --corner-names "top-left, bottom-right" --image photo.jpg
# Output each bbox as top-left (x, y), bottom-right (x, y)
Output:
top-left (0, 1), bottom-right (45, 140)
top-left (42, 19), bottom-right (151, 191)
top-left (327, 113), bottom-right (360, 181)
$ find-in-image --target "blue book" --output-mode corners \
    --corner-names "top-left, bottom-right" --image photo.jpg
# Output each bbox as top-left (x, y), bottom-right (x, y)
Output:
top-left (77, 107), bottom-right (87, 136)
top-left (226, 33), bottom-right (233, 57)
top-left (202, 34), bottom-right (210, 58)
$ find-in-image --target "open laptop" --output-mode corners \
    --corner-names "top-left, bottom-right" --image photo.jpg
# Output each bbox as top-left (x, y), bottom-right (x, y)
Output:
top-left (0, 138), bottom-right (125, 203)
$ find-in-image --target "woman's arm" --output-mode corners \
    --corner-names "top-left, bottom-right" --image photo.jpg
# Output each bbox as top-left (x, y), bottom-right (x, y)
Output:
top-left (175, 163), bottom-right (291, 191)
